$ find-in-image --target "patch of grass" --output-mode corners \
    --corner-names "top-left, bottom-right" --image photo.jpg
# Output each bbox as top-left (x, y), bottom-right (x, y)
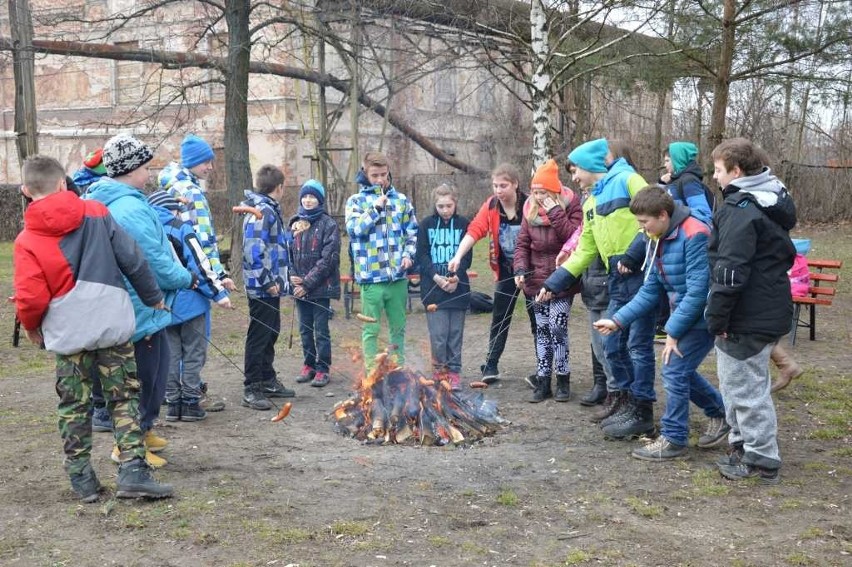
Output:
top-left (427, 535), bottom-right (451, 547)
top-left (780, 498), bottom-right (801, 510)
top-left (123, 509), bottom-right (146, 529)
top-left (691, 469), bottom-right (730, 497)
top-left (460, 541), bottom-right (488, 556)
top-left (808, 427), bottom-right (847, 440)
top-left (496, 488), bottom-right (519, 506)
top-left (330, 520), bottom-right (370, 537)
top-left (800, 526), bottom-right (825, 540)
top-left (624, 496), bottom-right (663, 519)
top-left (564, 549), bottom-right (592, 565)
top-left (830, 446), bottom-right (852, 458)
top-left (0, 537), bottom-right (28, 558)
top-left (785, 551), bottom-right (816, 565)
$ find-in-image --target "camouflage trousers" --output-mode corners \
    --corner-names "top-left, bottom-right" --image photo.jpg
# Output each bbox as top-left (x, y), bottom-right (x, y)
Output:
top-left (56, 342), bottom-right (145, 475)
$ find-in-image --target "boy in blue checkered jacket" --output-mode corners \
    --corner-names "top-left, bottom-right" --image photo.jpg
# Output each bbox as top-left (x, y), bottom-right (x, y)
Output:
top-left (239, 164), bottom-right (294, 410)
top-left (345, 152), bottom-right (418, 370)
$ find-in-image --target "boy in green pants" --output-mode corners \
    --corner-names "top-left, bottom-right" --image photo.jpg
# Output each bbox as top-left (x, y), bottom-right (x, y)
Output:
top-left (345, 152), bottom-right (418, 370)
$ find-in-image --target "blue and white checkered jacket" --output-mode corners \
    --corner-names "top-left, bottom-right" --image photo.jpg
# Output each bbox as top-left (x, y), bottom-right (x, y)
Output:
top-left (345, 171), bottom-right (418, 284)
top-left (240, 190), bottom-right (290, 299)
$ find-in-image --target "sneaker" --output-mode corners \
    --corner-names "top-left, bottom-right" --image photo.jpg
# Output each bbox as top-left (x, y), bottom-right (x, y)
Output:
top-left (310, 372), bottom-right (330, 388)
top-left (718, 462), bottom-right (780, 485)
top-left (697, 417), bottom-right (731, 448)
top-left (295, 365), bottom-right (316, 384)
top-left (91, 406), bottom-right (113, 432)
top-left (180, 401), bottom-right (207, 422)
top-left (165, 402), bottom-right (181, 422)
top-left (199, 392), bottom-right (226, 412)
top-left (68, 461), bottom-right (101, 503)
top-left (447, 372), bottom-right (461, 391)
top-left (242, 385), bottom-right (273, 410)
top-left (631, 436), bottom-right (687, 461)
top-left (116, 458), bottom-right (173, 499)
top-left (111, 445), bottom-right (167, 468)
top-left (716, 443), bottom-right (744, 467)
top-left (524, 374), bottom-right (538, 389)
top-left (480, 364), bottom-right (499, 384)
top-left (260, 379), bottom-right (296, 398)
top-left (144, 431), bottom-right (169, 453)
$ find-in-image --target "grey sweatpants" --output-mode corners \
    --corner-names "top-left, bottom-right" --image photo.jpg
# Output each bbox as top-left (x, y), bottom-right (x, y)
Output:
top-left (716, 341), bottom-right (781, 470)
top-left (426, 308), bottom-right (466, 374)
top-left (165, 313), bottom-right (208, 404)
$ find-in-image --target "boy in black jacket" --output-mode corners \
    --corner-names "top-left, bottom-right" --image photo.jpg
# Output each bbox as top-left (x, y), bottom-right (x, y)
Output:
top-left (707, 138), bottom-right (797, 485)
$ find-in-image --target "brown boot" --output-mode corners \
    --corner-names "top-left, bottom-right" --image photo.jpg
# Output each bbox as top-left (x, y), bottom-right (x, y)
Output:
top-left (770, 344), bottom-right (803, 392)
top-left (590, 390), bottom-right (627, 423)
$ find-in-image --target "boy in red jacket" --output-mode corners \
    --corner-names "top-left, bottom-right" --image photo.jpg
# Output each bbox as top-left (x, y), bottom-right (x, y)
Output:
top-left (14, 156), bottom-right (173, 502)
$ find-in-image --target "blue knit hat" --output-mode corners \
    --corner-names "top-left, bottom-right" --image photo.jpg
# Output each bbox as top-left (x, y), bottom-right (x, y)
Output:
top-left (568, 138), bottom-right (609, 173)
top-left (299, 179), bottom-right (325, 205)
top-left (181, 134), bottom-right (215, 169)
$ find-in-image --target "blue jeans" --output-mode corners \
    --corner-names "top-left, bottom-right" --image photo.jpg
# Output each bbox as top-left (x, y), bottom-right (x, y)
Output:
top-left (296, 298), bottom-right (332, 373)
top-left (659, 327), bottom-right (725, 446)
top-left (602, 258), bottom-right (656, 401)
top-left (135, 330), bottom-right (169, 433)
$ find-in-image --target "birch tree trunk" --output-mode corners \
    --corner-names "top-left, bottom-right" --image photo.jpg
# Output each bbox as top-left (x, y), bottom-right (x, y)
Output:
top-left (530, 0), bottom-right (551, 168)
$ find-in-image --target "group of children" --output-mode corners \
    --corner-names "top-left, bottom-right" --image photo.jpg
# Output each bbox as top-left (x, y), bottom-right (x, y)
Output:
top-left (14, 136), bottom-right (796, 503)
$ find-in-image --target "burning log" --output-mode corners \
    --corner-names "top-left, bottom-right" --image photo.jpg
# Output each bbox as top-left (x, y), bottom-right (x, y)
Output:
top-left (330, 353), bottom-right (509, 446)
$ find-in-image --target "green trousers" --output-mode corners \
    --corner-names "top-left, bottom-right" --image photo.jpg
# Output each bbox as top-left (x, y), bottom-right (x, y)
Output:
top-left (56, 342), bottom-right (146, 475)
top-left (360, 279), bottom-right (408, 370)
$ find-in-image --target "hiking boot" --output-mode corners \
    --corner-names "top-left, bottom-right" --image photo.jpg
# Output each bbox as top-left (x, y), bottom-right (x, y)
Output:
top-left (165, 402), bottom-right (181, 422)
top-left (199, 390), bottom-right (226, 412)
top-left (68, 461), bottom-right (101, 503)
top-left (116, 458), bottom-right (174, 499)
top-left (111, 446), bottom-right (167, 468)
top-left (480, 364), bottom-right (499, 384)
top-left (144, 431), bottom-right (169, 453)
top-left (260, 379), bottom-right (296, 398)
top-left (598, 391), bottom-right (632, 427)
top-left (554, 373), bottom-right (571, 402)
top-left (242, 385), bottom-right (273, 411)
top-left (180, 401), bottom-right (207, 422)
top-left (698, 416), bottom-right (731, 448)
top-left (716, 443), bottom-right (744, 467)
top-left (295, 365), bottom-right (316, 384)
top-left (718, 462), bottom-right (780, 485)
top-left (631, 436), bottom-right (687, 461)
top-left (529, 375), bottom-right (552, 403)
top-left (524, 374), bottom-right (538, 389)
top-left (602, 400), bottom-right (656, 440)
top-left (591, 390), bottom-right (626, 423)
top-left (91, 406), bottom-right (113, 432)
top-left (311, 372), bottom-right (330, 388)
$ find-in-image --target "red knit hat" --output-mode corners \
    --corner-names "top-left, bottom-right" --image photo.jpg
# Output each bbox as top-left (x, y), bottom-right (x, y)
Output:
top-left (530, 159), bottom-right (561, 193)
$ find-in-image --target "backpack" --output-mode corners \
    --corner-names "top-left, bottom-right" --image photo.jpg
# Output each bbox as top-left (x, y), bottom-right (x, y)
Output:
top-left (469, 291), bottom-right (494, 313)
top-left (671, 172), bottom-right (717, 213)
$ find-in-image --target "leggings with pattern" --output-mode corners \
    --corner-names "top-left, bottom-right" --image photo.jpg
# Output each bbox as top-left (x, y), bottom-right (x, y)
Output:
top-left (532, 296), bottom-right (572, 376)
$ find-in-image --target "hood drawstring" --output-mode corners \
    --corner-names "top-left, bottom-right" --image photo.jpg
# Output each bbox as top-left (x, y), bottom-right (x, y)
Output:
top-left (642, 236), bottom-right (660, 283)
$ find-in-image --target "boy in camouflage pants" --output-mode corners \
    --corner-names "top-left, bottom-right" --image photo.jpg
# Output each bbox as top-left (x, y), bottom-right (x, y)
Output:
top-left (13, 156), bottom-right (173, 501)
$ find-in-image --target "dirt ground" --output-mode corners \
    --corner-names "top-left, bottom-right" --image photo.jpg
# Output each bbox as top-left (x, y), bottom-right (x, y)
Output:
top-left (0, 227), bottom-right (850, 567)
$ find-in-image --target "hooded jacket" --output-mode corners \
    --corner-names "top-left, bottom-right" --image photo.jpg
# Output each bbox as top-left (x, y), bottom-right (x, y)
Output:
top-left (345, 169), bottom-right (418, 284)
top-left (154, 206), bottom-right (229, 324)
top-left (611, 204), bottom-right (712, 339)
top-left (543, 158), bottom-right (646, 292)
top-left (158, 162), bottom-right (227, 279)
top-left (14, 190), bottom-right (163, 354)
top-left (85, 178), bottom-right (193, 342)
top-left (241, 190), bottom-right (290, 299)
top-left (288, 212), bottom-right (341, 300)
top-left (706, 167), bottom-right (797, 338)
top-left (667, 142), bottom-right (714, 225)
top-left (415, 211), bottom-right (472, 310)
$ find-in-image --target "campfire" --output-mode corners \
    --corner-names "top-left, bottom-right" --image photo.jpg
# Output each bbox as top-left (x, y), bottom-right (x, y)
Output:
top-left (331, 353), bottom-right (509, 445)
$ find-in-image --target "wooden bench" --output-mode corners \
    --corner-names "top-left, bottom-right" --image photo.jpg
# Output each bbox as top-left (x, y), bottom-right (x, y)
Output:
top-left (790, 259), bottom-right (842, 345)
top-left (342, 271), bottom-right (478, 319)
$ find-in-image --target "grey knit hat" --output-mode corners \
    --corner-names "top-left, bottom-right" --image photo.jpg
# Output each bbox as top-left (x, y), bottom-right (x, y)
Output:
top-left (102, 134), bottom-right (154, 178)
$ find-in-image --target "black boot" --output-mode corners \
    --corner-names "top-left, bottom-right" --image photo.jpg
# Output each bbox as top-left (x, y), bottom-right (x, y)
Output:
top-left (580, 346), bottom-right (607, 406)
top-left (602, 399), bottom-right (655, 440)
top-left (67, 461), bottom-right (101, 503)
top-left (530, 374), bottom-right (552, 403)
top-left (242, 385), bottom-right (273, 410)
top-left (116, 458), bottom-right (173, 499)
top-left (600, 394), bottom-right (638, 429)
top-left (554, 373), bottom-right (571, 402)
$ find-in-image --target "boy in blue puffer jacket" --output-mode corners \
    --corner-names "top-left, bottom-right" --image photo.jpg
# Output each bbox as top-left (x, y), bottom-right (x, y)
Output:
top-left (239, 165), bottom-right (293, 410)
top-left (595, 186), bottom-right (727, 461)
top-left (147, 191), bottom-right (231, 422)
top-left (85, 134), bottom-right (194, 468)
